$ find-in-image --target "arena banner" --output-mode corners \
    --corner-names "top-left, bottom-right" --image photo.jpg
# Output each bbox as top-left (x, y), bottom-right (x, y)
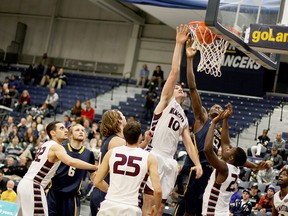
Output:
top-left (0, 200), bottom-right (18, 216)
top-left (248, 24), bottom-right (288, 54)
top-left (180, 43), bottom-right (269, 96)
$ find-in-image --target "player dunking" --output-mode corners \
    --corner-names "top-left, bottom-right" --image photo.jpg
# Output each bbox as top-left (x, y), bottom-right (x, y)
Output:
top-left (46, 124), bottom-right (96, 216)
top-left (142, 24), bottom-right (202, 216)
top-left (90, 110), bottom-right (152, 216)
top-left (17, 121), bottom-right (97, 216)
top-left (202, 103), bottom-right (247, 215)
top-left (174, 36), bottom-right (269, 216)
top-left (94, 121), bottom-right (162, 216)
top-left (272, 167), bottom-right (288, 215)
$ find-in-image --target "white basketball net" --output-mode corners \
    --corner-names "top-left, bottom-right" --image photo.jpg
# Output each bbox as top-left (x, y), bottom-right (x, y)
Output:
top-left (189, 23), bottom-right (229, 77)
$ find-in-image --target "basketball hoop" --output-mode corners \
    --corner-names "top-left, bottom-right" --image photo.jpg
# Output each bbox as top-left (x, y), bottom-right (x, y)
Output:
top-left (188, 21), bottom-right (229, 77)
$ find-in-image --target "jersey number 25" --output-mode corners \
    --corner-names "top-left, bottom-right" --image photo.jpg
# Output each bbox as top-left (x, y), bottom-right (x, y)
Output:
top-left (113, 153), bottom-right (142, 177)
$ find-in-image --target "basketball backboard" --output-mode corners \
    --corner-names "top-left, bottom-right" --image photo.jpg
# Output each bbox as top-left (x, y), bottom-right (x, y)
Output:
top-left (205, 0), bottom-right (284, 70)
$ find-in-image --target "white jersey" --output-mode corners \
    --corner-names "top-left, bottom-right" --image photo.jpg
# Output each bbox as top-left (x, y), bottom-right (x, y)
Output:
top-left (22, 140), bottom-right (61, 188)
top-left (274, 191), bottom-right (288, 215)
top-left (150, 98), bottom-right (188, 157)
top-left (105, 146), bottom-right (149, 206)
top-left (202, 163), bottom-right (239, 216)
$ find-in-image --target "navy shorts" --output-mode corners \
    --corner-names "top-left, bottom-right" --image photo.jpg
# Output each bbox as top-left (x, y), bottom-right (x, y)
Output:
top-left (174, 163), bottom-right (213, 216)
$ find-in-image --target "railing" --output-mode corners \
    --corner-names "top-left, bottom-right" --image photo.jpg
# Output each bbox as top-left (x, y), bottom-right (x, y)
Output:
top-left (0, 52), bottom-right (125, 75)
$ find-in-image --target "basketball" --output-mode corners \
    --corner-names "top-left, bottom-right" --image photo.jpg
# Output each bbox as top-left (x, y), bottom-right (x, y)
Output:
top-left (189, 21), bottom-right (214, 44)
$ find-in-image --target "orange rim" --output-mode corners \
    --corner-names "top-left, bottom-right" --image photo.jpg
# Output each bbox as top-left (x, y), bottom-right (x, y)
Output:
top-left (188, 21), bottom-right (221, 41)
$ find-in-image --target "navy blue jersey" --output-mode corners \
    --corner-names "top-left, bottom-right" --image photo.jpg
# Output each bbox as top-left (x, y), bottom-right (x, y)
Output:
top-left (48, 143), bottom-right (95, 193)
top-left (99, 134), bottom-right (118, 184)
top-left (183, 119), bottom-right (221, 167)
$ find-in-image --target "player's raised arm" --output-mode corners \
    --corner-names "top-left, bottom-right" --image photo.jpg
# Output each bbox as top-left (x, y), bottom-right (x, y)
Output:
top-left (186, 37), bottom-right (208, 123)
top-left (204, 110), bottom-right (228, 175)
top-left (221, 103), bottom-right (233, 148)
top-left (154, 24), bottom-right (189, 114)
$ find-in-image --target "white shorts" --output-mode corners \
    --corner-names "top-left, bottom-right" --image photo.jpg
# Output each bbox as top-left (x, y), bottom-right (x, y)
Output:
top-left (97, 200), bottom-right (141, 216)
top-left (17, 178), bottom-right (48, 216)
top-left (146, 150), bottom-right (178, 200)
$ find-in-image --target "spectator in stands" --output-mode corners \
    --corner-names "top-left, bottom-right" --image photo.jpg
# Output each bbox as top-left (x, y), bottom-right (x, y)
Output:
top-left (0, 84), bottom-right (18, 108)
top-left (0, 143), bottom-right (5, 164)
top-left (71, 100), bottom-right (82, 117)
top-left (37, 130), bottom-right (48, 147)
top-left (39, 87), bottom-right (59, 116)
top-left (272, 132), bottom-right (286, 160)
top-left (36, 116), bottom-right (44, 132)
top-left (40, 65), bottom-right (56, 87)
top-left (250, 129), bottom-right (270, 157)
top-left (149, 65), bottom-right (164, 88)
top-left (80, 100), bottom-right (94, 123)
top-left (34, 53), bottom-right (48, 85)
top-left (87, 122), bottom-right (99, 140)
top-left (4, 85), bottom-right (19, 108)
top-left (128, 115), bottom-right (136, 123)
top-left (5, 137), bottom-right (23, 161)
top-left (16, 90), bottom-right (31, 113)
top-left (20, 135), bottom-right (38, 161)
top-left (49, 66), bottom-right (61, 88)
top-left (230, 189), bottom-right (253, 216)
top-left (89, 131), bottom-right (102, 160)
top-left (0, 83), bottom-right (8, 105)
top-left (1, 156), bottom-right (16, 176)
top-left (0, 170), bottom-right (8, 194)
top-left (7, 116), bottom-right (14, 134)
top-left (8, 74), bottom-right (20, 90)
top-left (257, 160), bottom-right (276, 186)
top-left (25, 114), bottom-right (33, 128)
top-left (23, 64), bottom-right (36, 85)
top-left (136, 64), bottom-right (150, 88)
top-left (63, 114), bottom-right (71, 128)
top-left (22, 127), bottom-right (35, 149)
top-left (230, 182), bottom-right (242, 204)
top-left (143, 84), bottom-right (158, 120)
top-left (83, 118), bottom-right (91, 135)
top-left (0, 125), bottom-right (9, 144)
top-left (8, 125), bottom-right (18, 143)
top-left (263, 146), bottom-right (283, 170)
top-left (250, 183), bottom-right (260, 208)
top-left (17, 118), bottom-right (28, 142)
top-left (0, 180), bottom-right (17, 203)
top-left (252, 185), bottom-right (275, 215)
top-left (55, 68), bottom-right (67, 89)
top-left (0, 83), bottom-right (9, 106)
top-left (1, 77), bottom-right (10, 90)
top-left (12, 156), bottom-right (28, 178)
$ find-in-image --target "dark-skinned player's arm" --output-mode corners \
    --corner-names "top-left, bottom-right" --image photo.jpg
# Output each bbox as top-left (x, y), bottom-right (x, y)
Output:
top-left (186, 37), bottom-right (208, 124)
top-left (222, 103), bottom-right (268, 171)
top-left (204, 110), bottom-right (230, 184)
